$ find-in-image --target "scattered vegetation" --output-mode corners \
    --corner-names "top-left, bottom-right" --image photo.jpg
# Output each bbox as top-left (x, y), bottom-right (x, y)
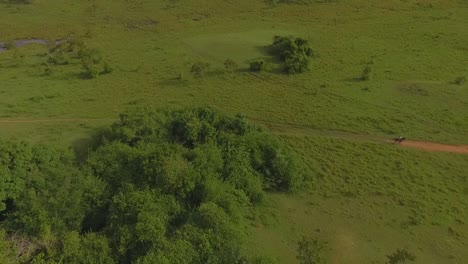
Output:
top-left (250, 60), bottom-right (265, 72)
top-left (296, 236), bottom-right (325, 264)
top-left (190, 61), bottom-right (211, 77)
top-left (224, 58), bottom-right (238, 72)
top-left (79, 47), bottom-right (105, 79)
top-left (386, 248), bottom-right (416, 264)
top-left (36, 37), bottom-right (113, 79)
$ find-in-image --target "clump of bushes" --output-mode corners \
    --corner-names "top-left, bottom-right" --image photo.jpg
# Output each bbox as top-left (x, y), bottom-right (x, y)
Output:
top-left (45, 37), bottom-right (112, 79)
top-left (78, 47), bottom-right (112, 79)
top-left (268, 35), bottom-right (314, 74)
top-left (224, 58), bottom-right (238, 72)
top-left (250, 60), bottom-right (265, 72)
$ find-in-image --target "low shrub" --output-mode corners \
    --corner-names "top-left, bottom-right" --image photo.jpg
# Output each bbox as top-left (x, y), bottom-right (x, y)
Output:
top-left (224, 59), bottom-right (238, 72)
top-left (250, 60), bottom-right (265, 72)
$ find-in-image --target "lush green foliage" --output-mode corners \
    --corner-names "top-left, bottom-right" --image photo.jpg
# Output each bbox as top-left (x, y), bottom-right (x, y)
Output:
top-left (269, 35), bottom-right (313, 74)
top-left (0, 1), bottom-right (467, 263)
top-left (0, 107), bottom-right (307, 263)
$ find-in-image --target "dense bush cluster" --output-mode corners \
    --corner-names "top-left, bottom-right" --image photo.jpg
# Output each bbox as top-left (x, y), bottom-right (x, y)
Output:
top-left (45, 38), bottom-right (112, 79)
top-left (0, 107), bottom-right (308, 263)
top-left (249, 60), bottom-right (265, 72)
top-left (269, 35), bottom-right (314, 74)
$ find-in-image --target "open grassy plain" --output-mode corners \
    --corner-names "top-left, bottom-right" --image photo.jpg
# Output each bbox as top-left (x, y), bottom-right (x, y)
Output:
top-left (1, 0), bottom-right (467, 263)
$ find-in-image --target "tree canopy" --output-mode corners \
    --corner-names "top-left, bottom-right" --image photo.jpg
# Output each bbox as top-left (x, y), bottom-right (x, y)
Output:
top-left (269, 35), bottom-right (314, 74)
top-left (0, 107), bottom-right (309, 263)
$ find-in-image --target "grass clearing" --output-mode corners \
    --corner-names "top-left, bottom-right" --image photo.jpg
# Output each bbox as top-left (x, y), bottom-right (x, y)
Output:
top-left (251, 135), bottom-right (468, 263)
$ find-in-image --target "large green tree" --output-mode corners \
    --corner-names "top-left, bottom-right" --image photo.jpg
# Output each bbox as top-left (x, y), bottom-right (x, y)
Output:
top-left (0, 107), bottom-right (308, 263)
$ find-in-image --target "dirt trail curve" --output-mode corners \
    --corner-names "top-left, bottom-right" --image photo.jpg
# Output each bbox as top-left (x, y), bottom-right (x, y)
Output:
top-left (1, 117), bottom-right (467, 154)
top-left (252, 119), bottom-right (468, 154)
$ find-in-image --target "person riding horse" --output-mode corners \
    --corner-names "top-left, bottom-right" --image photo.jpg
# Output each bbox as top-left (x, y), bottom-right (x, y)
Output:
top-left (393, 135), bottom-right (405, 143)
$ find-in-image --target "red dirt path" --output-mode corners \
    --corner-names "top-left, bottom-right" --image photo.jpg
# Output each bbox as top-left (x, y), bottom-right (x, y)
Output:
top-left (398, 140), bottom-right (468, 154)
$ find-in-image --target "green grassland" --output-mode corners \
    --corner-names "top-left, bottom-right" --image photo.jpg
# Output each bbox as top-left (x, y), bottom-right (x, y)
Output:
top-left (1, 0), bottom-right (468, 263)
top-left (252, 135), bottom-right (468, 263)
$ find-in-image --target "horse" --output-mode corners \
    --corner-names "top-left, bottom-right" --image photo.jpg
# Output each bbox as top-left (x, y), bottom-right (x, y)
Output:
top-left (392, 137), bottom-right (405, 144)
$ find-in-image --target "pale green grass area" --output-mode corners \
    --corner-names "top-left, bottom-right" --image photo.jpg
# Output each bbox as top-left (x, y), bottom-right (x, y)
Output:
top-left (0, 0), bottom-right (467, 143)
top-left (251, 135), bottom-right (468, 263)
top-left (1, 0), bottom-right (468, 262)
top-left (185, 29), bottom-right (294, 66)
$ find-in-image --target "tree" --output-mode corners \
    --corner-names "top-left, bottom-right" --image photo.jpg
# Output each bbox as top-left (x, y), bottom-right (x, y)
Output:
top-left (268, 35), bottom-right (314, 74)
top-left (250, 60), bottom-right (265, 72)
top-left (0, 107), bottom-right (309, 263)
top-left (0, 230), bottom-right (16, 264)
top-left (58, 232), bottom-right (114, 264)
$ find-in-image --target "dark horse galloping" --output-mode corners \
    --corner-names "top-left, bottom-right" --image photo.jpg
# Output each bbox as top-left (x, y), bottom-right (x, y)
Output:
top-left (393, 136), bottom-right (406, 144)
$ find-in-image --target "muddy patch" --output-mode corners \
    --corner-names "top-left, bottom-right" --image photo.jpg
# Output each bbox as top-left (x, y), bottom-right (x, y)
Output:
top-left (0, 39), bottom-right (63, 52)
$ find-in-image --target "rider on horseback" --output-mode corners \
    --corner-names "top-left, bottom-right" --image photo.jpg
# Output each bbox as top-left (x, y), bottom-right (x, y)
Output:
top-left (393, 135), bottom-right (405, 143)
